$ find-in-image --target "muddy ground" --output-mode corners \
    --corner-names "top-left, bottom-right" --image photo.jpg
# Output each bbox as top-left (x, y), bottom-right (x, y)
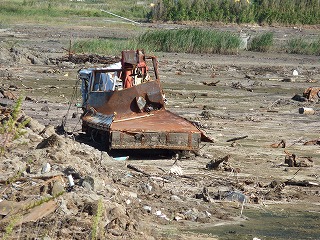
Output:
top-left (0, 19), bottom-right (320, 240)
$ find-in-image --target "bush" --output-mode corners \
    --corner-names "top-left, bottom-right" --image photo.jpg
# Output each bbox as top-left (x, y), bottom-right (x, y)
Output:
top-left (0, 96), bottom-right (29, 154)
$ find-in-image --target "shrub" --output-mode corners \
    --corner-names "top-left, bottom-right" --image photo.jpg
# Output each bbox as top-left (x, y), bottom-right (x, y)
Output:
top-left (0, 96), bottom-right (29, 154)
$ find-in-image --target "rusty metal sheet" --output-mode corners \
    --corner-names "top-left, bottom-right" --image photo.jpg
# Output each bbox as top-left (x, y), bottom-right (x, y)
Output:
top-left (109, 109), bottom-right (202, 150)
top-left (111, 109), bottom-right (199, 133)
top-left (82, 112), bottom-right (114, 130)
top-left (87, 80), bottom-right (164, 116)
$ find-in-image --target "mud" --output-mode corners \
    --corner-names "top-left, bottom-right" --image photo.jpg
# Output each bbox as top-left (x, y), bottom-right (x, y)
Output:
top-left (0, 19), bottom-right (320, 239)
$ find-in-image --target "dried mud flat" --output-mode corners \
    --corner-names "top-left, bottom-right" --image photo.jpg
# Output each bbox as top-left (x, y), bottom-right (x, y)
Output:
top-left (1, 20), bottom-right (320, 240)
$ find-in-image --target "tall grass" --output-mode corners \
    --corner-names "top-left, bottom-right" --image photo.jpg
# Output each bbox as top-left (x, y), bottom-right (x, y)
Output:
top-left (249, 32), bottom-right (274, 52)
top-left (138, 29), bottom-right (241, 54)
top-left (150, 0), bottom-right (320, 25)
top-left (72, 29), bottom-right (241, 54)
top-left (287, 37), bottom-right (320, 55)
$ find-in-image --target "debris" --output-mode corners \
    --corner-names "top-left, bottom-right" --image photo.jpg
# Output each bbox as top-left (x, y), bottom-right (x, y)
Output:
top-left (169, 161), bottom-right (183, 175)
top-left (231, 82), bottom-right (253, 92)
top-left (226, 135), bottom-right (248, 142)
top-left (292, 94), bottom-right (307, 102)
top-left (270, 139), bottom-right (286, 148)
top-left (67, 174), bottom-right (75, 187)
top-left (201, 80), bottom-right (220, 86)
top-left (36, 134), bottom-right (62, 149)
top-left (142, 206), bottom-right (152, 213)
top-left (53, 53), bottom-right (120, 65)
top-left (282, 77), bottom-right (294, 82)
top-left (285, 180), bottom-right (319, 187)
top-left (292, 69), bottom-right (299, 76)
top-left (100, 9), bottom-right (141, 25)
top-left (127, 164), bottom-right (151, 177)
top-left (113, 156), bottom-right (129, 161)
top-left (0, 89), bottom-right (16, 100)
top-left (303, 87), bottom-right (320, 101)
top-left (41, 162), bottom-right (51, 174)
top-left (284, 152), bottom-right (297, 167)
top-left (303, 139), bottom-right (320, 145)
top-left (206, 155), bottom-right (230, 170)
top-left (284, 151), bottom-right (313, 167)
top-left (299, 107), bottom-right (315, 115)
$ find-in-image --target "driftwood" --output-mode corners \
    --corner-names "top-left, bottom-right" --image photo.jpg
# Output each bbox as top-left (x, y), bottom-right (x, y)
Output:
top-left (270, 139), bottom-right (286, 148)
top-left (127, 164), bottom-right (151, 177)
top-left (285, 180), bottom-right (319, 187)
top-left (304, 139), bottom-right (320, 145)
top-left (0, 173), bottom-right (64, 184)
top-left (201, 80), bottom-right (220, 86)
top-left (226, 135), bottom-right (248, 142)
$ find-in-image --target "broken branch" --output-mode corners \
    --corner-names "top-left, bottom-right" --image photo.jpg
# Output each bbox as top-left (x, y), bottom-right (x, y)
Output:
top-left (226, 135), bottom-right (248, 142)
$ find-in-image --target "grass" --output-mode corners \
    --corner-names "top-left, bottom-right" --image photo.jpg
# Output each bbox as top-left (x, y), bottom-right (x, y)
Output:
top-left (0, 0), bottom-right (154, 24)
top-left (286, 37), bottom-right (320, 55)
top-left (91, 199), bottom-right (104, 240)
top-left (150, 0), bottom-right (320, 25)
top-left (249, 32), bottom-right (274, 52)
top-left (72, 28), bottom-right (241, 55)
top-left (72, 38), bottom-right (139, 55)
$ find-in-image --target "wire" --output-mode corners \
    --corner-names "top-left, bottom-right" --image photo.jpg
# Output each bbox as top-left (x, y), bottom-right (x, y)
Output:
top-left (61, 78), bottom-right (81, 132)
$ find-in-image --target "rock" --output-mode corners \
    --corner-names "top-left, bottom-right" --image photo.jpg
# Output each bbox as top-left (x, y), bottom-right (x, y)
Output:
top-left (41, 105), bottom-right (50, 112)
top-left (51, 180), bottom-right (65, 196)
top-left (121, 191), bottom-right (137, 199)
top-left (170, 195), bottom-right (182, 202)
top-left (39, 125), bottom-right (56, 138)
top-left (26, 128), bottom-right (43, 142)
top-left (142, 206), bottom-right (152, 213)
top-left (36, 134), bottom-right (63, 149)
top-left (82, 176), bottom-right (105, 192)
top-left (27, 117), bottom-right (45, 134)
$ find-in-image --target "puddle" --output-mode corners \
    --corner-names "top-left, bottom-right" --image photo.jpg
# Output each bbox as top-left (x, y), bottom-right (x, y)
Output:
top-left (189, 204), bottom-right (320, 240)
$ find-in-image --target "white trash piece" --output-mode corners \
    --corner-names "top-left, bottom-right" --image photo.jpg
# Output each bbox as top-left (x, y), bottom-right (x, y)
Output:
top-left (41, 163), bottom-right (51, 174)
top-left (299, 107), bottom-right (315, 115)
top-left (67, 174), bottom-right (75, 187)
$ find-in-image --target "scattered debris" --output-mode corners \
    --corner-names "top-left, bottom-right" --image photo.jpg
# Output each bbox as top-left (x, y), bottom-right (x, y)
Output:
top-left (206, 155), bottom-right (230, 170)
top-left (303, 139), bottom-right (320, 145)
top-left (299, 107), bottom-right (315, 115)
top-left (284, 151), bottom-right (313, 167)
top-left (226, 135), bottom-right (248, 142)
top-left (303, 87), bottom-right (320, 101)
top-left (201, 80), bottom-right (220, 86)
top-left (53, 54), bottom-right (121, 65)
top-left (292, 94), bottom-right (308, 102)
top-left (270, 139), bottom-right (286, 148)
top-left (169, 161), bottom-right (183, 175)
top-left (231, 82), bottom-right (253, 92)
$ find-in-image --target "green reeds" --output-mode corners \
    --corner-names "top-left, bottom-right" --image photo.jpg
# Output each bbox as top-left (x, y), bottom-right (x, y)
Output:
top-left (249, 32), bottom-right (274, 52)
top-left (287, 37), bottom-right (320, 55)
top-left (150, 0), bottom-right (320, 25)
top-left (138, 28), bottom-right (241, 54)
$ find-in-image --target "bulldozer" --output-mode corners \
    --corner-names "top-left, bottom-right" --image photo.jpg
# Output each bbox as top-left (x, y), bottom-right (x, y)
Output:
top-left (78, 50), bottom-right (212, 151)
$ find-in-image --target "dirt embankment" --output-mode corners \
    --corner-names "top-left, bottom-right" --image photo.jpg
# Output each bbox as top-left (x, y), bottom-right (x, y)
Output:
top-left (1, 22), bottom-right (320, 239)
